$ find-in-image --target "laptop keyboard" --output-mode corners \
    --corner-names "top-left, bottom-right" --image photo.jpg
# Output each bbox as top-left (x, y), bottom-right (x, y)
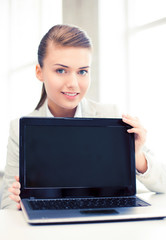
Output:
top-left (29, 197), bottom-right (149, 210)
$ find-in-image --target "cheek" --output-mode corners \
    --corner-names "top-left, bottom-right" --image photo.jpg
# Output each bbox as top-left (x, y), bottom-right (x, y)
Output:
top-left (44, 74), bottom-right (62, 90)
top-left (79, 78), bottom-right (90, 91)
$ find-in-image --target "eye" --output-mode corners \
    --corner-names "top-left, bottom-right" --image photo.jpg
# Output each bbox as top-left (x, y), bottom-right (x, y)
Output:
top-left (56, 68), bottom-right (66, 74)
top-left (78, 70), bottom-right (88, 75)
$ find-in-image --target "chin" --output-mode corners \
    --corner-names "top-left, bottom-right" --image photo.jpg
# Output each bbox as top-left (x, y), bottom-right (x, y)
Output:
top-left (62, 99), bottom-right (81, 108)
top-left (63, 103), bottom-right (78, 110)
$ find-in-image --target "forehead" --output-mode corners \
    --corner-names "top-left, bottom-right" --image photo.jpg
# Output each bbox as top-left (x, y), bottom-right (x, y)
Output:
top-left (44, 43), bottom-right (92, 67)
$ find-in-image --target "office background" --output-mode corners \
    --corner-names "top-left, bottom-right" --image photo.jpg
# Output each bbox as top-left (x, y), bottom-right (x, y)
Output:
top-left (0, 0), bottom-right (166, 173)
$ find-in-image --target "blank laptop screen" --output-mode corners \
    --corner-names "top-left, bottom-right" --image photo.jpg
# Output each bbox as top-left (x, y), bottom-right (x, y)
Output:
top-left (23, 124), bottom-right (134, 190)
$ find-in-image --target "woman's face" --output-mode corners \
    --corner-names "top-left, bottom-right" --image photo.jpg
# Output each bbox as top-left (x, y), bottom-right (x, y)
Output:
top-left (36, 43), bottom-right (92, 117)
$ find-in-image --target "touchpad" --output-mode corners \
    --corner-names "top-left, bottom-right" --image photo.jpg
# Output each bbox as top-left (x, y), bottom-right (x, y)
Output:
top-left (80, 209), bottom-right (119, 215)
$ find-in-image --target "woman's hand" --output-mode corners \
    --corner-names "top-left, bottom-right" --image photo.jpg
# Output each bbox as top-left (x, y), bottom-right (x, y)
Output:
top-left (8, 176), bottom-right (21, 210)
top-left (122, 114), bottom-right (148, 174)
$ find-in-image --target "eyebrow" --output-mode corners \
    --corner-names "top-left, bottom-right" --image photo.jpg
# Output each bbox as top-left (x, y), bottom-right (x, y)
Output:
top-left (54, 64), bottom-right (90, 69)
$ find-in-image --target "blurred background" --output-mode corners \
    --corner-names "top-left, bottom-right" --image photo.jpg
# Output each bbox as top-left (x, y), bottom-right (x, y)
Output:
top-left (0, 0), bottom-right (166, 172)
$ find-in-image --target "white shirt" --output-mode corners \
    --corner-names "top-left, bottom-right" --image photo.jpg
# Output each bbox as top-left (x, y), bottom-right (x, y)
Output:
top-left (46, 101), bottom-right (82, 118)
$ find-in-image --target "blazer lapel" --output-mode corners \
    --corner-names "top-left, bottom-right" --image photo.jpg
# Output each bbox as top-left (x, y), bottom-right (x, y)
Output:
top-left (81, 98), bottom-right (97, 118)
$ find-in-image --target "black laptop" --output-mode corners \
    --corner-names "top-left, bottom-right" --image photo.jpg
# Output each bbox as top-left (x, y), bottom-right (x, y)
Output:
top-left (19, 117), bottom-right (157, 224)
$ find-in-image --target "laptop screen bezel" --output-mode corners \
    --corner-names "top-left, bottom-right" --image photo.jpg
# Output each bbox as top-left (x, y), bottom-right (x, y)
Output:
top-left (19, 117), bottom-right (136, 199)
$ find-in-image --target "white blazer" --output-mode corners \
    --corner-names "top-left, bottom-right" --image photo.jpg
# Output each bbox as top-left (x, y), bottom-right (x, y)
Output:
top-left (1, 98), bottom-right (166, 209)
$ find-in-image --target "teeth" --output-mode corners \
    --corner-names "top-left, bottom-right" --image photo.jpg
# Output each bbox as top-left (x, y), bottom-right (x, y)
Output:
top-left (64, 92), bottom-right (77, 96)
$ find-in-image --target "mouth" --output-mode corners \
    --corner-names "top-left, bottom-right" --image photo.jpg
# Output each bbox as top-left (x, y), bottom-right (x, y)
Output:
top-left (62, 92), bottom-right (79, 97)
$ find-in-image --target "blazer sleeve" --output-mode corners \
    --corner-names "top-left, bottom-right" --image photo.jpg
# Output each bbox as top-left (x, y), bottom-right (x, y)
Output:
top-left (137, 146), bottom-right (166, 193)
top-left (0, 104), bottom-right (46, 209)
top-left (1, 119), bottom-right (19, 209)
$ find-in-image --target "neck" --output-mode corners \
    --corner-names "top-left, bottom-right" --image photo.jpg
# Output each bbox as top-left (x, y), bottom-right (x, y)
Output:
top-left (48, 103), bottom-right (76, 118)
top-left (50, 108), bottom-right (76, 118)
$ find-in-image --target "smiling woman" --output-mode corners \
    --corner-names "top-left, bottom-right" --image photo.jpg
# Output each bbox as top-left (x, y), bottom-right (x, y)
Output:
top-left (35, 25), bottom-right (92, 116)
top-left (36, 46), bottom-right (91, 117)
top-left (35, 25), bottom-right (92, 117)
top-left (1, 24), bottom-right (166, 210)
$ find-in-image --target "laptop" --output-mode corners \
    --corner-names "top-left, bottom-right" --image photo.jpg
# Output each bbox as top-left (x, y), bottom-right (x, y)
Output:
top-left (19, 117), bottom-right (166, 224)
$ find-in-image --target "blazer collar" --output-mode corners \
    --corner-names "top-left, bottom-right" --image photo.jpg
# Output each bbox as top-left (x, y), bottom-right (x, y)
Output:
top-left (36, 98), bottom-right (97, 118)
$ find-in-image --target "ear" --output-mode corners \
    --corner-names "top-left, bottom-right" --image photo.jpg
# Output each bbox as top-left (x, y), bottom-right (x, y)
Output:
top-left (36, 64), bottom-right (44, 82)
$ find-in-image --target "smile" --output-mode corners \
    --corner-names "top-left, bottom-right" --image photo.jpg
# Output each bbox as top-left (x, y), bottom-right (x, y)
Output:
top-left (62, 92), bottom-right (79, 97)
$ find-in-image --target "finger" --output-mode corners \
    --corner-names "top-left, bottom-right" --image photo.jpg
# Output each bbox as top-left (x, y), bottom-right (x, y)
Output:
top-left (122, 114), bottom-right (140, 125)
top-left (127, 128), bottom-right (141, 134)
top-left (9, 194), bottom-right (21, 203)
top-left (127, 128), bottom-right (147, 144)
top-left (122, 114), bottom-right (138, 121)
top-left (17, 203), bottom-right (21, 210)
top-left (8, 187), bottom-right (20, 195)
top-left (127, 127), bottom-right (147, 135)
top-left (15, 176), bottom-right (19, 182)
top-left (122, 114), bottom-right (139, 122)
top-left (127, 128), bottom-right (145, 138)
top-left (122, 117), bottom-right (141, 128)
top-left (12, 181), bottom-right (21, 189)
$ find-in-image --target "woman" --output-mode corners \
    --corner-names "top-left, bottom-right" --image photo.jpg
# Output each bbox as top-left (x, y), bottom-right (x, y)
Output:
top-left (1, 24), bottom-right (165, 210)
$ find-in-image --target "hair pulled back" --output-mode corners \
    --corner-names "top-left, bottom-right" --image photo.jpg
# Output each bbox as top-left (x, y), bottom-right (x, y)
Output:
top-left (35, 24), bottom-right (92, 110)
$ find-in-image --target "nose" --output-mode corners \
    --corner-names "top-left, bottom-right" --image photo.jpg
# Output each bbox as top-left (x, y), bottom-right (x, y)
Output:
top-left (66, 73), bottom-right (79, 89)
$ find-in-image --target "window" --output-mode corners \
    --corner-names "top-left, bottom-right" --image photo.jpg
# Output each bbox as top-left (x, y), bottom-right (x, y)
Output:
top-left (0, 0), bottom-right (62, 170)
top-left (99, 0), bottom-right (127, 111)
top-left (128, 0), bottom-right (166, 162)
top-left (99, 0), bottom-right (166, 162)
